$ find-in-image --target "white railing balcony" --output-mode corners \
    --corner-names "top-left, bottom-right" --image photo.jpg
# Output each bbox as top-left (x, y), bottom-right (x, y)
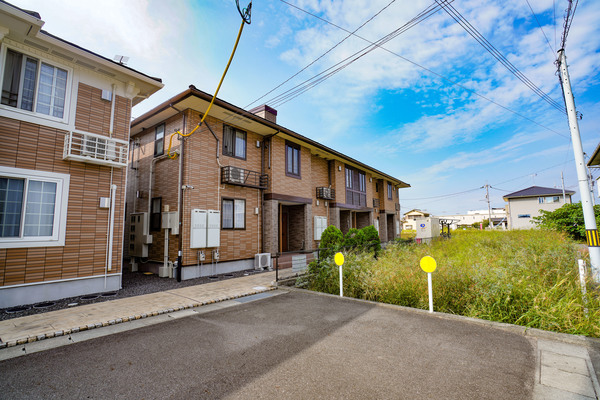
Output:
top-left (63, 131), bottom-right (128, 168)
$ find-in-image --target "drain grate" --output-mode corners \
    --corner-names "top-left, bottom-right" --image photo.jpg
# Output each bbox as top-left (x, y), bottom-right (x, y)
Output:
top-left (5, 305), bottom-right (31, 313)
top-left (33, 302), bottom-right (56, 309)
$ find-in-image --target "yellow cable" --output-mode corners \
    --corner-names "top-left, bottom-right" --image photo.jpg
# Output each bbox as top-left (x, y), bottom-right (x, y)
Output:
top-left (167, 20), bottom-right (246, 159)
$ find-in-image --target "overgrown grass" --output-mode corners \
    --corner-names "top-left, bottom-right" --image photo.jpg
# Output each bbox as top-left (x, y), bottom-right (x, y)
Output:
top-left (303, 230), bottom-right (600, 337)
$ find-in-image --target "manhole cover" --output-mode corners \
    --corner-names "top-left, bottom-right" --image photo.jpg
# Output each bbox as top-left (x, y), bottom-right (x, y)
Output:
top-left (5, 305), bottom-right (30, 313)
top-left (80, 295), bottom-right (99, 301)
top-left (33, 302), bottom-right (56, 309)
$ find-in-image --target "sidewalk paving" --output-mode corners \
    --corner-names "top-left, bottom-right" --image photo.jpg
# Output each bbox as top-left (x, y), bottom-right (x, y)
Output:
top-left (1, 273), bottom-right (599, 399)
top-left (0, 271), bottom-right (277, 348)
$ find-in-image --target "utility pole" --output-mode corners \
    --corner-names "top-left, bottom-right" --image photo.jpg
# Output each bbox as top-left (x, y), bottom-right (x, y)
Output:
top-left (561, 171), bottom-right (566, 204)
top-left (558, 49), bottom-right (600, 281)
top-left (483, 184), bottom-right (493, 229)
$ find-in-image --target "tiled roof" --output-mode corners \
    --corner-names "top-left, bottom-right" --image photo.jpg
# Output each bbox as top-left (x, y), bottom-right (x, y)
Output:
top-left (503, 186), bottom-right (575, 199)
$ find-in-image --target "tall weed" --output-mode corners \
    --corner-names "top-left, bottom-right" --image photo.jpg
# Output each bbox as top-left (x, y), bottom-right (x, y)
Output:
top-left (305, 230), bottom-right (600, 337)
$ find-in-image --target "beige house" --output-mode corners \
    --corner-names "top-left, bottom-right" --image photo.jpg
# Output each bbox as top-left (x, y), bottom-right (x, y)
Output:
top-left (402, 209), bottom-right (430, 230)
top-left (0, 1), bottom-right (163, 308)
top-left (127, 86), bottom-right (409, 278)
top-left (503, 186), bottom-right (574, 230)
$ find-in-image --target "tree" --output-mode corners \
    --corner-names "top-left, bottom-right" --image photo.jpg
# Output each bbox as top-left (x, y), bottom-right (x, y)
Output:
top-left (532, 203), bottom-right (600, 241)
top-left (319, 225), bottom-right (344, 258)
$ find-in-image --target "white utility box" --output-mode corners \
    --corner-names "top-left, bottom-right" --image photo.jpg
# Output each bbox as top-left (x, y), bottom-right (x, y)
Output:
top-left (207, 210), bottom-right (220, 247)
top-left (161, 211), bottom-right (179, 235)
top-left (190, 209), bottom-right (207, 248)
top-left (130, 212), bottom-right (152, 257)
top-left (415, 217), bottom-right (440, 243)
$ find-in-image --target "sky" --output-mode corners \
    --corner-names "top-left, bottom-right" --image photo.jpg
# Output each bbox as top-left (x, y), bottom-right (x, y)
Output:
top-left (10, 0), bottom-right (600, 215)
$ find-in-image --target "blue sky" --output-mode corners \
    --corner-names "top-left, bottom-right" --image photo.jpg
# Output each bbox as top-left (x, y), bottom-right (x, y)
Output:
top-left (12, 0), bottom-right (600, 215)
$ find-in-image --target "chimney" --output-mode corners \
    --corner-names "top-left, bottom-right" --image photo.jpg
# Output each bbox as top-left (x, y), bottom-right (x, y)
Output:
top-left (249, 104), bottom-right (277, 124)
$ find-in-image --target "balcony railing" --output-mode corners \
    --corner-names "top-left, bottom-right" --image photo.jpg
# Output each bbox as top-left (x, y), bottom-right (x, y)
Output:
top-left (63, 131), bottom-right (128, 168)
top-left (316, 187), bottom-right (335, 200)
top-left (221, 166), bottom-right (268, 189)
top-left (373, 198), bottom-right (380, 208)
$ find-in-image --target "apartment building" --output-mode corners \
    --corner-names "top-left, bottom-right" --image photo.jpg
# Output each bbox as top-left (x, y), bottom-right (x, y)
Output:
top-left (503, 186), bottom-right (574, 229)
top-left (0, 1), bottom-right (163, 308)
top-left (127, 85), bottom-right (409, 278)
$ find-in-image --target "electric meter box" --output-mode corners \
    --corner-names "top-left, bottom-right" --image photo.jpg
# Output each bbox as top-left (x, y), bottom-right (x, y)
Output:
top-left (190, 209), bottom-right (220, 248)
top-left (415, 217), bottom-right (440, 241)
top-left (161, 211), bottom-right (179, 235)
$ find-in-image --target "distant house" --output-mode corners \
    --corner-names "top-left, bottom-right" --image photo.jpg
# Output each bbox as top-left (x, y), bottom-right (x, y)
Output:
top-left (402, 209), bottom-right (430, 230)
top-left (0, 1), bottom-right (163, 308)
top-left (503, 186), bottom-right (575, 230)
top-left (438, 208), bottom-right (507, 229)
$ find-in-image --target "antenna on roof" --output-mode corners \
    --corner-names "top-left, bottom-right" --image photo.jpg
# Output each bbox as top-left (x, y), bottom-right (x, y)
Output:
top-left (113, 55), bottom-right (130, 65)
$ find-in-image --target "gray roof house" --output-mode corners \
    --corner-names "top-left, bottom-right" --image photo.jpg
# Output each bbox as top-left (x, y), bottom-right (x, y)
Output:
top-left (503, 186), bottom-right (575, 229)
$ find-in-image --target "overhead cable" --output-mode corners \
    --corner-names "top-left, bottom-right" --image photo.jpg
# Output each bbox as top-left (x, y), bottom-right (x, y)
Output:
top-left (435, 0), bottom-right (566, 114)
top-left (277, 0), bottom-right (569, 139)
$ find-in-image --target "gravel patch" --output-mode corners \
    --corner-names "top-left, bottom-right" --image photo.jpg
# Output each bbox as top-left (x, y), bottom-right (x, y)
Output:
top-left (0, 268), bottom-right (268, 321)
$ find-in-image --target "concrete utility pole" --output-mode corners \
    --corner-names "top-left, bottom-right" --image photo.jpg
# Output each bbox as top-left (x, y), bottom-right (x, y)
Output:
top-left (561, 171), bottom-right (566, 204)
top-left (483, 184), bottom-right (493, 229)
top-left (558, 49), bottom-right (600, 281)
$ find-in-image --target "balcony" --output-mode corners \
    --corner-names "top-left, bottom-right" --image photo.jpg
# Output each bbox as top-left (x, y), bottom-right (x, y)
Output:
top-left (373, 198), bottom-right (380, 208)
top-left (221, 166), bottom-right (268, 189)
top-left (316, 187), bottom-right (335, 200)
top-left (63, 131), bottom-right (128, 168)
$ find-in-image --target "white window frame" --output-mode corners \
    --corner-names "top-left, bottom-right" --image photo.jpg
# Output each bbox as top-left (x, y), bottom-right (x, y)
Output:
top-left (0, 166), bottom-right (69, 248)
top-left (0, 44), bottom-right (72, 124)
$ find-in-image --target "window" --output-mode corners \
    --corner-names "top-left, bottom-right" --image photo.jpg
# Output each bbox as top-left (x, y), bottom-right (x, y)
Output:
top-left (2, 49), bottom-right (68, 118)
top-left (345, 166), bottom-right (366, 207)
top-left (0, 167), bottom-right (69, 248)
top-left (223, 125), bottom-right (246, 159)
top-left (222, 198), bottom-right (245, 229)
top-left (539, 196), bottom-right (560, 204)
top-left (387, 182), bottom-right (393, 200)
top-left (150, 197), bottom-right (161, 231)
top-left (285, 141), bottom-right (301, 177)
top-left (154, 124), bottom-right (164, 156)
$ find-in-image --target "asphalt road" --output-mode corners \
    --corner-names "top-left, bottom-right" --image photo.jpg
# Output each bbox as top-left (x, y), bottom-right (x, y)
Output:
top-left (0, 290), bottom-right (535, 399)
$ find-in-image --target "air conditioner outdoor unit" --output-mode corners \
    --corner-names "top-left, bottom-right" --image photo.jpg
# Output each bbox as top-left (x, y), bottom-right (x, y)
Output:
top-left (82, 135), bottom-right (116, 160)
top-left (229, 167), bottom-right (245, 184)
top-left (254, 253), bottom-right (271, 271)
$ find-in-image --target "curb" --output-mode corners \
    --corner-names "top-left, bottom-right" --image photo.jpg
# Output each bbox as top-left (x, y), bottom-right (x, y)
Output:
top-left (0, 287), bottom-right (276, 350)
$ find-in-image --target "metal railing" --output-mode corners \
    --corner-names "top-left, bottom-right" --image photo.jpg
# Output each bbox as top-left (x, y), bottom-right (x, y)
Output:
top-left (63, 130), bottom-right (128, 168)
top-left (221, 166), bottom-right (268, 189)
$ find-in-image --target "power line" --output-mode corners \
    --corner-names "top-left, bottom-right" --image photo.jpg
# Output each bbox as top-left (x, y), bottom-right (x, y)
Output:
top-left (244, 0), bottom-right (398, 110)
top-left (435, 1), bottom-right (566, 114)
top-left (560, 0), bottom-right (579, 49)
top-left (268, 1), bottom-right (445, 108)
top-left (524, 0), bottom-right (556, 58)
top-left (276, 0), bottom-right (569, 139)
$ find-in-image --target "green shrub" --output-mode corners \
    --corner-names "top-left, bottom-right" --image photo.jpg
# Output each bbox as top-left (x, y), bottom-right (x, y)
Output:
top-left (319, 225), bottom-right (344, 259)
top-left (533, 203), bottom-right (600, 241)
top-left (361, 225), bottom-right (381, 255)
top-left (343, 228), bottom-right (365, 250)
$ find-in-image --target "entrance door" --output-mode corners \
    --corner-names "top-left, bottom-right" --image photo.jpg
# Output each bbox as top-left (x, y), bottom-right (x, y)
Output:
top-left (281, 210), bottom-right (289, 252)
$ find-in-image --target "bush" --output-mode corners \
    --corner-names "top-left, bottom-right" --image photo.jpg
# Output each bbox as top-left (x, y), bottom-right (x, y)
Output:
top-left (319, 225), bottom-right (344, 259)
top-left (533, 203), bottom-right (600, 241)
top-left (343, 228), bottom-right (365, 250)
top-left (362, 225), bottom-right (381, 255)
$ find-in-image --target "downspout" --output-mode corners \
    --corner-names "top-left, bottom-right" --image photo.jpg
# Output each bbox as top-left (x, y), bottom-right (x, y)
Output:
top-left (105, 84), bottom-right (117, 289)
top-left (176, 110), bottom-right (186, 282)
top-left (261, 130), bottom-right (279, 254)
